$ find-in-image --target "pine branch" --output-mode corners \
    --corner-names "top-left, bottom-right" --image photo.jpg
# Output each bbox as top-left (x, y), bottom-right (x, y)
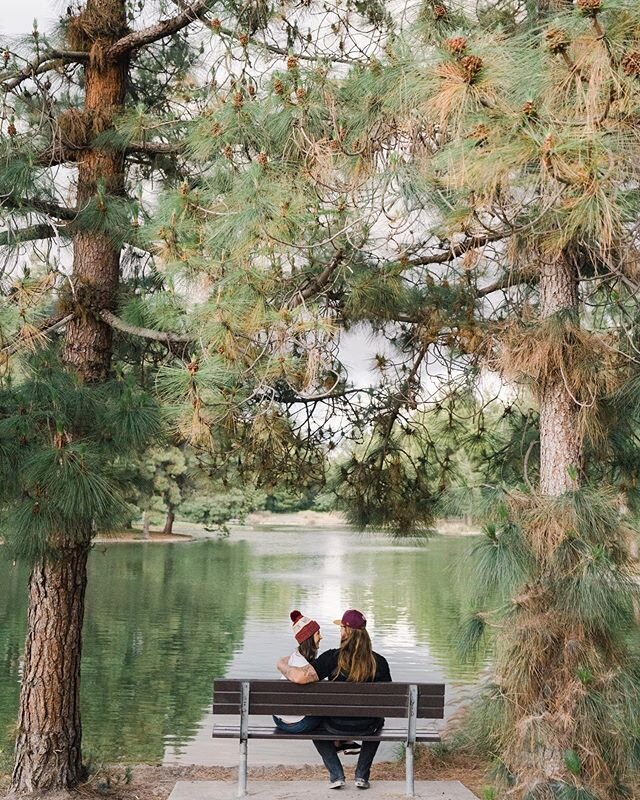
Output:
top-left (477, 271), bottom-right (534, 297)
top-left (1, 313), bottom-right (71, 357)
top-left (2, 197), bottom-right (160, 255)
top-left (126, 141), bottom-right (185, 155)
top-left (99, 310), bottom-right (193, 344)
top-left (2, 196), bottom-right (78, 222)
top-left (288, 250), bottom-right (344, 308)
top-left (0, 223), bottom-right (64, 247)
top-left (214, 23), bottom-right (358, 66)
top-left (405, 231), bottom-right (507, 268)
top-left (0, 51), bottom-right (85, 92)
top-left (107, 0), bottom-right (211, 59)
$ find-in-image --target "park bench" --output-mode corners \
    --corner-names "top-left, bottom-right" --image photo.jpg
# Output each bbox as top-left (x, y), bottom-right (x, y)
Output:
top-left (212, 678), bottom-right (445, 797)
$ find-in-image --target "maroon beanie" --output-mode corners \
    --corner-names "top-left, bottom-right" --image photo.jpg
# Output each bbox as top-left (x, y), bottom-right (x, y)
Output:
top-left (290, 609), bottom-right (320, 644)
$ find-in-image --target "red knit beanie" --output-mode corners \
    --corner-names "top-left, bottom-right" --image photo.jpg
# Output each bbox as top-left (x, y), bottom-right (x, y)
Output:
top-left (290, 609), bottom-right (320, 644)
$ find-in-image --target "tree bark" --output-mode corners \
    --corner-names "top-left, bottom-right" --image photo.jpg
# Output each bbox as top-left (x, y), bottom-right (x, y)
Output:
top-left (11, 0), bottom-right (128, 792)
top-left (163, 509), bottom-right (175, 535)
top-left (61, 4), bottom-right (128, 381)
top-left (11, 541), bottom-right (90, 793)
top-left (538, 255), bottom-right (582, 496)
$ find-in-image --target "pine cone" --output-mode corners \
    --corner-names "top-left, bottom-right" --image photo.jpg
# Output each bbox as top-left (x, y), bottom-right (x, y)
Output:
top-left (522, 100), bottom-right (536, 116)
top-left (238, 33), bottom-right (249, 47)
top-left (575, 0), bottom-right (602, 15)
top-left (433, 4), bottom-right (448, 19)
top-left (210, 18), bottom-right (221, 32)
top-left (232, 91), bottom-right (243, 108)
top-left (460, 54), bottom-right (483, 82)
top-left (287, 55), bottom-right (298, 70)
top-left (445, 36), bottom-right (467, 56)
top-left (466, 124), bottom-right (489, 145)
top-left (7, 121), bottom-right (17, 137)
top-left (621, 51), bottom-right (640, 77)
top-left (296, 87), bottom-right (306, 100)
top-left (545, 27), bottom-right (570, 54)
top-left (274, 78), bottom-right (284, 95)
top-left (223, 145), bottom-right (234, 160)
top-left (256, 152), bottom-right (268, 167)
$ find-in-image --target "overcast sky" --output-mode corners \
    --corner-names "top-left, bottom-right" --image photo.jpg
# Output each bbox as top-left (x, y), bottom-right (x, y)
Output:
top-left (2, 1), bottom-right (59, 36)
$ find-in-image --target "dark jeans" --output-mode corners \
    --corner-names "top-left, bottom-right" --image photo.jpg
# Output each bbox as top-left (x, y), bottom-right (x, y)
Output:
top-left (272, 715), bottom-right (322, 733)
top-left (313, 720), bottom-right (383, 782)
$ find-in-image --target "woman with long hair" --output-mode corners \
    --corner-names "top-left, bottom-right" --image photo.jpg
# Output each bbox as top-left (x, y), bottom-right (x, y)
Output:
top-left (272, 610), bottom-right (323, 733)
top-left (277, 608), bottom-right (392, 790)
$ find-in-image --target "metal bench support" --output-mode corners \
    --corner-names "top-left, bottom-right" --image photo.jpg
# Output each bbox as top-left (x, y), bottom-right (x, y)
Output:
top-left (238, 681), bottom-right (250, 798)
top-left (406, 684), bottom-right (417, 797)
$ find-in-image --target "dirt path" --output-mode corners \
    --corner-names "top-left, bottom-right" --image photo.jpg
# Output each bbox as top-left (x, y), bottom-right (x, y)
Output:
top-left (0, 753), bottom-right (488, 800)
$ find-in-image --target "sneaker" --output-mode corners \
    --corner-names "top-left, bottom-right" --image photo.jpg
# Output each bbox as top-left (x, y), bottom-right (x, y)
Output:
top-left (355, 778), bottom-right (370, 790)
top-left (329, 778), bottom-right (346, 789)
top-left (336, 741), bottom-right (361, 755)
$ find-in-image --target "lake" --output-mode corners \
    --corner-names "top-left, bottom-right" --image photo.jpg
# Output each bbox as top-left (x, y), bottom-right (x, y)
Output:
top-left (0, 527), bottom-right (490, 768)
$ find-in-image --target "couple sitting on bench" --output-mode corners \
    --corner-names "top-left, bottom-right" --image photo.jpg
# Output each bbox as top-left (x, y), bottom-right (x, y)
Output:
top-left (275, 607), bottom-right (392, 791)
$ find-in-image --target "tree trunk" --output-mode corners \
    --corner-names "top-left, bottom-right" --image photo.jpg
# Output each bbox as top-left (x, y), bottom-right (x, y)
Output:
top-left (11, 541), bottom-right (90, 793)
top-left (529, 253), bottom-right (581, 783)
top-left (163, 509), bottom-right (175, 535)
top-left (538, 255), bottom-right (582, 496)
top-left (11, 0), bottom-right (128, 791)
top-left (142, 510), bottom-right (151, 539)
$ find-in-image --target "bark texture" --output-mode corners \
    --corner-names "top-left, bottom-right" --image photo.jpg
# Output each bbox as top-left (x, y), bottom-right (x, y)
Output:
top-left (11, 542), bottom-right (90, 793)
top-left (61, 5), bottom-right (128, 381)
top-left (11, 0), bottom-right (128, 791)
top-left (163, 509), bottom-right (176, 535)
top-left (538, 255), bottom-right (581, 496)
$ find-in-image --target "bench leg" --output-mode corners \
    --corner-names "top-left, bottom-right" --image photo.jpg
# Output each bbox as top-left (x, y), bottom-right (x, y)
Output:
top-left (238, 739), bottom-right (248, 798)
top-left (405, 742), bottom-right (415, 797)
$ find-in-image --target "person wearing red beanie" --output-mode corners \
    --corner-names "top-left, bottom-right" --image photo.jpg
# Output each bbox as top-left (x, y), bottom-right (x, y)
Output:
top-left (272, 610), bottom-right (323, 735)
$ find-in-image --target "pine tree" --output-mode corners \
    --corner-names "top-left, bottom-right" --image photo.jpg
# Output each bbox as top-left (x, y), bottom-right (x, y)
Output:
top-left (1, 0), bottom-right (238, 791)
top-left (162, 0), bottom-right (640, 796)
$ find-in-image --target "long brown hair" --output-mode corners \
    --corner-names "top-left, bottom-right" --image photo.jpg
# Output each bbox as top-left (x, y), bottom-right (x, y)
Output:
top-left (298, 635), bottom-right (319, 662)
top-left (334, 627), bottom-right (377, 682)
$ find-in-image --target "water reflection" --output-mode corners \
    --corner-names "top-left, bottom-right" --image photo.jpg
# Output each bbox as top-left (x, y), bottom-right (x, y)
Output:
top-left (0, 529), bottom-right (490, 765)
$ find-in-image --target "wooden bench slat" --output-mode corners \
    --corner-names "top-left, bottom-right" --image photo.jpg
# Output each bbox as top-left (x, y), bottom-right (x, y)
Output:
top-left (214, 705), bottom-right (444, 717)
top-left (212, 725), bottom-right (441, 742)
top-left (215, 690), bottom-right (421, 706)
top-left (213, 702), bottom-right (445, 718)
top-left (213, 679), bottom-right (444, 697)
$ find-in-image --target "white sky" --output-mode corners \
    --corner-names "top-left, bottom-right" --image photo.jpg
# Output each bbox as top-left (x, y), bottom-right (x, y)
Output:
top-left (1, 1), bottom-right (59, 36)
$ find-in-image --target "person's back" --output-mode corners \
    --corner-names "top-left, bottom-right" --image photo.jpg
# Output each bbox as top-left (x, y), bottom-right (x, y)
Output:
top-left (313, 609), bottom-right (392, 790)
top-left (311, 642), bottom-right (391, 734)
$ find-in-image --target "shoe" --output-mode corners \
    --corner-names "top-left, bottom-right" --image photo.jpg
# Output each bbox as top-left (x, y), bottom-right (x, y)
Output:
top-left (355, 778), bottom-right (370, 789)
top-left (329, 778), bottom-right (346, 789)
top-left (336, 741), bottom-right (361, 755)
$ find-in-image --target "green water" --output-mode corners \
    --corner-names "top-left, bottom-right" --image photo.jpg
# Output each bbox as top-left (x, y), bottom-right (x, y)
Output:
top-left (0, 528), bottom-right (489, 767)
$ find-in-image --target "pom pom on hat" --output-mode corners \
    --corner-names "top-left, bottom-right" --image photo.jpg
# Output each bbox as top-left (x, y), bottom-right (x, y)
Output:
top-left (290, 609), bottom-right (320, 644)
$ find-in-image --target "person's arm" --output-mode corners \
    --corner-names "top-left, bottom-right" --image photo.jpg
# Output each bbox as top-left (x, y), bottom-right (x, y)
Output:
top-left (276, 656), bottom-right (319, 684)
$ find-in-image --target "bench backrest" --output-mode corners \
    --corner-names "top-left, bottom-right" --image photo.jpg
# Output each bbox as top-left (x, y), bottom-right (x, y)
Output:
top-left (213, 679), bottom-right (445, 719)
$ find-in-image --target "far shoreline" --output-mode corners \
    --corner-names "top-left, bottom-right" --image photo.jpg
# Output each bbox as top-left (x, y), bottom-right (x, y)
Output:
top-left (0, 513), bottom-right (482, 547)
